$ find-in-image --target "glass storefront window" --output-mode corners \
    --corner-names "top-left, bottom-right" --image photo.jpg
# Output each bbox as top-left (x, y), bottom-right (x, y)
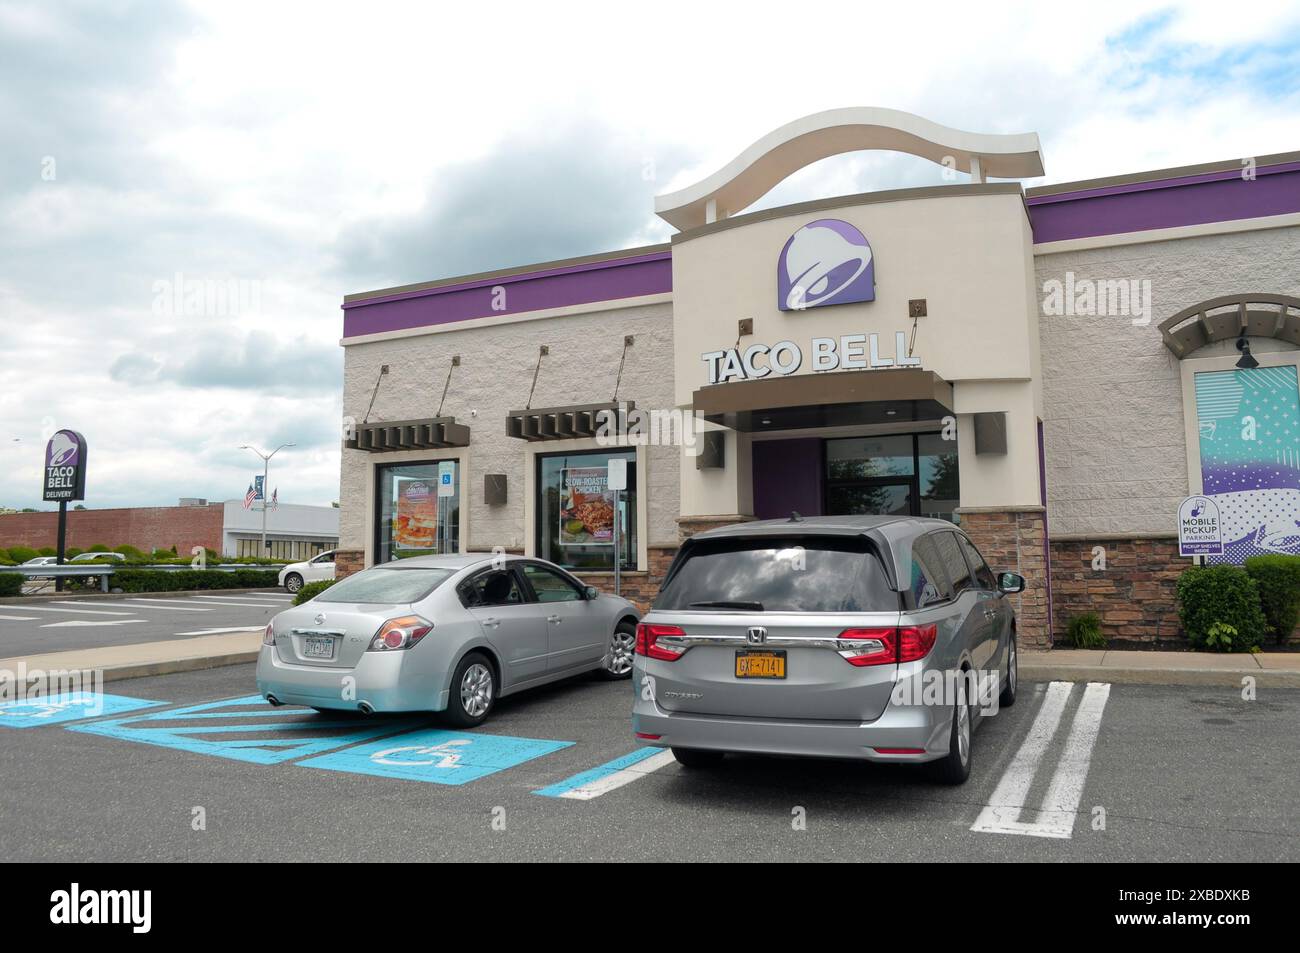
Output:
top-left (918, 433), bottom-right (960, 522)
top-left (825, 432), bottom-right (958, 523)
top-left (536, 449), bottom-right (637, 571)
top-left (375, 460), bottom-right (460, 563)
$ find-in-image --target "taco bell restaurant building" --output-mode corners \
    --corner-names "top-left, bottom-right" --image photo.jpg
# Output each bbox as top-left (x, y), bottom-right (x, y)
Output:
top-left (335, 108), bottom-right (1300, 648)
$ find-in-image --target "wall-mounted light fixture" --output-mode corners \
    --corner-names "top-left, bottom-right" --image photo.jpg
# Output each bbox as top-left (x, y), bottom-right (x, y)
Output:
top-left (1235, 336), bottom-right (1260, 370)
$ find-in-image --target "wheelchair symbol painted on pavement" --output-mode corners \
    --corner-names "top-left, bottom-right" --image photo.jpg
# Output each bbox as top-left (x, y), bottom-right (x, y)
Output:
top-left (371, 739), bottom-right (472, 768)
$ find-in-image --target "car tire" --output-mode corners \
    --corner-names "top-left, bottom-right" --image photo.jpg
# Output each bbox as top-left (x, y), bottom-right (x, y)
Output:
top-left (928, 674), bottom-right (972, 785)
top-left (444, 652), bottom-right (497, 728)
top-left (284, 573), bottom-right (303, 594)
top-left (671, 747), bottom-right (725, 768)
top-left (598, 620), bottom-right (637, 680)
top-left (999, 633), bottom-right (1018, 708)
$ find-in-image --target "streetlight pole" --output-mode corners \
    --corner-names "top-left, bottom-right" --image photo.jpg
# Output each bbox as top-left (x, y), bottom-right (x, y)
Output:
top-left (240, 443), bottom-right (294, 556)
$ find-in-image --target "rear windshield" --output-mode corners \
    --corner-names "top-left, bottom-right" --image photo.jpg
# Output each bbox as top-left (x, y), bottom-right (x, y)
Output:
top-left (653, 536), bottom-right (899, 613)
top-left (314, 566), bottom-right (454, 604)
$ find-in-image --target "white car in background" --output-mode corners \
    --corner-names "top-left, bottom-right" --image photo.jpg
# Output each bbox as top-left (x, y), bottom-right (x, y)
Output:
top-left (279, 550), bottom-right (336, 594)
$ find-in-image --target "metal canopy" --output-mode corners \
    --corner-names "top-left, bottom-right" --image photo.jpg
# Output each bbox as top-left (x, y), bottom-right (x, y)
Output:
top-left (346, 417), bottom-right (470, 452)
top-left (1158, 293), bottom-right (1300, 359)
top-left (507, 401), bottom-right (636, 441)
top-left (692, 369), bottom-right (953, 432)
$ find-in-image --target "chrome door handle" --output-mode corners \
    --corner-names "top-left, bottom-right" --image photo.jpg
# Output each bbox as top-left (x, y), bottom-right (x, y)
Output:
top-left (547, 615), bottom-right (562, 624)
top-left (482, 617), bottom-right (500, 628)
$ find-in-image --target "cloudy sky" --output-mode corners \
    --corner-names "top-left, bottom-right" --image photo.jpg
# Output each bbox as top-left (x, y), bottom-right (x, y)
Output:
top-left (1, 0), bottom-right (1298, 511)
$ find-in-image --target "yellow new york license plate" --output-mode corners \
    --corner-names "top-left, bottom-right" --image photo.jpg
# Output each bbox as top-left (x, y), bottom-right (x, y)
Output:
top-left (735, 650), bottom-right (786, 679)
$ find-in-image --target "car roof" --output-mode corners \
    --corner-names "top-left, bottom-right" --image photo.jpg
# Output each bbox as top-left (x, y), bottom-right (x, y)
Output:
top-left (372, 552), bottom-right (504, 570)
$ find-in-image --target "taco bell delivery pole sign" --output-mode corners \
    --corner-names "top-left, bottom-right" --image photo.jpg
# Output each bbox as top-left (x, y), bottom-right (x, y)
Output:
top-left (43, 430), bottom-right (88, 502)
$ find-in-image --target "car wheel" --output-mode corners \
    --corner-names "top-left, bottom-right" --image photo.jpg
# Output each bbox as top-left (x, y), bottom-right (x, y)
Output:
top-left (444, 652), bottom-right (496, 728)
top-left (671, 747), bottom-right (725, 768)
top-left (999, 633), bottom-right (1018, 708)
top-left (284, 573), bottom-right (304, 594)
top-left (599, 620), bottom-right (637, 680)
top-left (928, 674), bottom-right (972, 785)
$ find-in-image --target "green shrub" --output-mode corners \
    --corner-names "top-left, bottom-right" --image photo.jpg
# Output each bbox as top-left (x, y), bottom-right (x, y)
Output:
top-left (5, 546), bottom-right (38, 564)
top-left (1176, 564), bottom-right (1267, 652)
top-left (1244, 554), bottom-right (1300, 644)
top-left (87, 543), bottom-right (110, 552)
top-left (0, 572), bottom-right (23, 596)
top-left (1067, 611), bottom-right (1106, 649)
top-left (111, 568), bottom-right (280, 593)
top-left (0, 556), bottom-right (15, 567)
top-left (38, 547), bottom-right (56, 557)
top-left (294, 579), bottom-right (338, 605)
top-left (65, 547), bottom-right (83, 559)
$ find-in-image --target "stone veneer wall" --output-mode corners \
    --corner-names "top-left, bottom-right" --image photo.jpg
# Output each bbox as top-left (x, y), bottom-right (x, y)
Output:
top-left (1049, 536), bottom-right (1182, 646)
top-left (958, 507), bottom-right (1051, 648)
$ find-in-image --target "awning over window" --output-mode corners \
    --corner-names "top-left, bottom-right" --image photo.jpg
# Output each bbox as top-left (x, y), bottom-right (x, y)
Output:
top-left (346, 417), bottom-right (470, 452)
top-left (692, 369), bottom-right (953, 432)
top-left (1158, 293), bottom-right (1300, 359)
top-left (506, 401), bottom-right (636, 441)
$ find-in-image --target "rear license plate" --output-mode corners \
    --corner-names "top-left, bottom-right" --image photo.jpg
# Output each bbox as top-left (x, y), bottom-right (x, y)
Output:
top-left (303, 636), bottom-right (335, 660)
top-left (735, 650), bottom-right (786, 679)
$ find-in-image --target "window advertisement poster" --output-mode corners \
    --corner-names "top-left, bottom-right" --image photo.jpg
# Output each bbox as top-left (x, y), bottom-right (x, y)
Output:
top-left (559, 467), bottom-right (615, 546)
top-left (394, 479), bottom-right (437, 550)
top-left (1193, 366), bottom-right (1300, 562)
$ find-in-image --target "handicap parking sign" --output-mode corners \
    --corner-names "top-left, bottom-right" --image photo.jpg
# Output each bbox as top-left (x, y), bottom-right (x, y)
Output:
top-left (0, 691), bottom-right (161, 729)
top-left (298, 728), bottom-right (571, 785)
top-left (68, 694), bottom-right (424, 765)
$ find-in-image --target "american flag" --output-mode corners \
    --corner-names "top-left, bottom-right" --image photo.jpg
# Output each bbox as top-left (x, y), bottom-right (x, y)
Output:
top-left (243, 483), bottom-right (256, 509)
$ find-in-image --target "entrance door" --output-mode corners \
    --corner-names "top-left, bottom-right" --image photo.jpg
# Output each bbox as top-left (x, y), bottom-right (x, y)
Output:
top-left (823, 432), bottom-right (959, 520)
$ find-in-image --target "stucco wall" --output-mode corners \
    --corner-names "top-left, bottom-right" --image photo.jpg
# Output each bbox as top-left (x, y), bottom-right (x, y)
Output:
top-left (1035, 223), bottom-right (1300, 536)
top-left (339, 301), bottom-right (678, 557)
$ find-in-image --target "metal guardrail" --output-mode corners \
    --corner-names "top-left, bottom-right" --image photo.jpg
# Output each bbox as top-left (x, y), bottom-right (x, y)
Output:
top-left (0, 563), bottom-right (289, 593)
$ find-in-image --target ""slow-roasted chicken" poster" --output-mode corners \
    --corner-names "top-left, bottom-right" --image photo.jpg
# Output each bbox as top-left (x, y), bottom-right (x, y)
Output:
top-left (394, 479), bottom-right (438, 550)
top-left (559, 467), bottom-right (615, 546)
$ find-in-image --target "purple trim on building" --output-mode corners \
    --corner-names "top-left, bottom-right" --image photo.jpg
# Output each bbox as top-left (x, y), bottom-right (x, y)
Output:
top-left (1027, 161), bottom-right (1300, 244)
top-left (342, 251), bottom-right (672, 339)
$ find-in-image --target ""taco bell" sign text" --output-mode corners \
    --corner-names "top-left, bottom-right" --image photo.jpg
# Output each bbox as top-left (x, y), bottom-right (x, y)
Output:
top-left (42, 430), bottom-right (88, 503)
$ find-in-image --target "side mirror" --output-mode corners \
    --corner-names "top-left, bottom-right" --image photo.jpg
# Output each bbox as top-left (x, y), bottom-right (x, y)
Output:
top-left (998, 572), bottom-right (1025, 595)
top-left (584, 586), bottom-right (600, 600)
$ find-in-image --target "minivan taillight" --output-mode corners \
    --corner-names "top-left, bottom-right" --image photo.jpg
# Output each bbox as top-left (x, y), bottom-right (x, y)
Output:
top-left (635, 623), bottom-right (686, 661)
top-left (837, 624), bottom-right (936, 666)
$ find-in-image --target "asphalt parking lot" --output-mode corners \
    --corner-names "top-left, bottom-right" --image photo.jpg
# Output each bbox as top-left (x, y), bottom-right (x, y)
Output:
top-left (0, 591), bottom-right (291, 656)
top-left (1, 662), bottom-right (1296, 862)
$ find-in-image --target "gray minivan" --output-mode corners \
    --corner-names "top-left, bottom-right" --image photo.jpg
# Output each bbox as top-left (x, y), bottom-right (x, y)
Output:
top-left (631, 515), bottom-right (1024, 784)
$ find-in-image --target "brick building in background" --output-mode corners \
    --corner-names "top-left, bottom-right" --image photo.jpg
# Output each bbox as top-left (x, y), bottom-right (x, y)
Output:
top-left (0, 503), bottom-right (224, 555)
top-left (0, 500), bottom-right (340, 560)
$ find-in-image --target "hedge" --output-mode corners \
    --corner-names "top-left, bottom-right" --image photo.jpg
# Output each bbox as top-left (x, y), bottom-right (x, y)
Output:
top-left (294, 579), bottom-right (338, 606)
top-left (3, 546), bottom-right (38, 564)
top-left (1244, 554), bottom-right (1300, 645)
top-left (110, 569), bottom-right (281, 593)
top-left (0, 573), bottom-right (23, 597)
top-left (1176, 564), bottom-right (1267, 652)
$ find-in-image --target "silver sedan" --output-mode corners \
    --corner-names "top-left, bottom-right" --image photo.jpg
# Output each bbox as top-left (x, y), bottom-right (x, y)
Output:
top-left (256, 553), bottom-right (640, 726)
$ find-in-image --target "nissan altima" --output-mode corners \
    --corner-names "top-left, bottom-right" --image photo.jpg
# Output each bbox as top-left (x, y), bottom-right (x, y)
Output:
top-left (631, 515), bottom-right (1022, 784)
top-left (257, 553), bottom-right (639, 725)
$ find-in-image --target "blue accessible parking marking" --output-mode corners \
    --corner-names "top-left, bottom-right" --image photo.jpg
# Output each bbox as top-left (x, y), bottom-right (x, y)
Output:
top-left (0, 692), bottom-right (162, 728)
top-left (298, 728), bottom-right (572, 785)
top-left (67, 694), bottom-right (423, 765)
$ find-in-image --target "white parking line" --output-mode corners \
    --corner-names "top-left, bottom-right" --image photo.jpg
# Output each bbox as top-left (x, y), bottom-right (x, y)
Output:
top-left (970, 681), bottom-right (1111, 839)
top-left (14, 605), bottom-right (136, 616)
top-left (174, 626), bottom-right (267, 636)
top-left (534, 748), bottom-right (679, 800)
top-left (182, 597), bottom-right (285, 608)
top-left (42, 619), bottom-right (146, 628)
top-left (116, 600), bottom-right (214, 612)
top-left (0, 615), bottom-right (39, 621)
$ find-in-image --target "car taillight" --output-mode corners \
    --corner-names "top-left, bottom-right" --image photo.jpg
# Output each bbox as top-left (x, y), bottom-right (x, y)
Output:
top-left (263, 622), bottom-right (276, 646)
top-left (367, 615), bottom-right (434, 652)
top-left (837, 624), bottom-right (936, 666)
top-left (635, 623), bottom-right (686, 661)
top-left (897, 623), bottom-right (937, 662)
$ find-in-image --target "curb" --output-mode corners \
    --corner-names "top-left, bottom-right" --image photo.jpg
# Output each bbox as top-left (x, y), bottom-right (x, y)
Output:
top-left (1021, 664), bottom-right (1300, 689)
top-left (41, 651), bottom-right (261, 684)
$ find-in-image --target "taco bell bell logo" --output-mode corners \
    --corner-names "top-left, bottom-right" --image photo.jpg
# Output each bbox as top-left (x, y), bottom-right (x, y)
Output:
top-left (46, 431), bottom-right (79, 467)
top-left (777, 219), bottom-right (875, 311)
